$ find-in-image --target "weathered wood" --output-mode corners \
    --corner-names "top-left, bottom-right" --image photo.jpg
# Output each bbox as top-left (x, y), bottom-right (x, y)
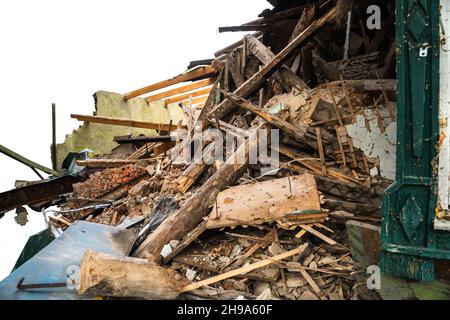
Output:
top-left (180, 96), bottom-right (208, 106)
top-left (328, 79), bottom-right (397, 92)
top-left (227, 230), bottom-right (275, 270)
top-left (297, 266), bottom-right (323, 296)
top-left (114, 135), bottom-right (177, 144)
top-left (164, 87), bottom-right (212, 105)
top-left (301, 44), bottom-right (318, 87)
top-left (214, 32), bottom-right (263, 58)
top-left (127, 142), bottom-right (157, 160)
top-left (144, 78), bottom-right (215, 103)
top-left (134, 126), bottom-right (263, 261)
top-left (206, 174), bottom-right (321, 229)
top-left (345, 220), bottom-right (381, 270)
top-left (218, 25), bottom-right (271, 33)
top-left (76, 159), bottom-right (142, 168)
top-left (222, 92), bottom-right (340, 161)
top-left (289, 5), bottom-right (316, 42)
top-left (180, 243), bottom-right (309, 293)
top-left (278, 145), bottom-right (363, 186)
top-left (315, 127), bottom-right (327, 174)
top-left (172, 143), bottom-right (215, 194)
top-left (162, 221), bottom-right (207, 263)
top-left (77, 250), bottom-right (188, 300)
top-left (207, 6), bottom-right (337, 122)
top-left (323, 198), bottom-right (380, 216)
top-left (221, 90), bottom-right (309, 142)
top-left (298, 224), bottom-right (338, 245)
top-left (71, 114), bottom-right (186, 131)
top-left (124, 66), bottom-right (218, 100)
top-left (245, 35), bottom-right (309, 92)
top-left (194, 67), bottom-right (224, 126)
top-left (225, 53), bottom-right (244, 87)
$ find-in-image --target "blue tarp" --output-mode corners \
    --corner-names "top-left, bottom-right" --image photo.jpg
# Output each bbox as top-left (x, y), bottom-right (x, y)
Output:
top-left (0, 221), bottom-right (136, 300)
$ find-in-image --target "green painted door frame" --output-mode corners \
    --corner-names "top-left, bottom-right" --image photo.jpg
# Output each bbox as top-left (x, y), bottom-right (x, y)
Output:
top-left (381, 0), bottom-right (450, 281)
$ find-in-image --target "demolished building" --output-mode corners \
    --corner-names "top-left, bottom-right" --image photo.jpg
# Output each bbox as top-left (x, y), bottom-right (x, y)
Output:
top-left (0, 0), bottom-right (449, 300)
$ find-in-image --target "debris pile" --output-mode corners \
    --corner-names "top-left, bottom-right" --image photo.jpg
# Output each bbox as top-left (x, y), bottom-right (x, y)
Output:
top-left (0, 0), bottom-right (397, 300)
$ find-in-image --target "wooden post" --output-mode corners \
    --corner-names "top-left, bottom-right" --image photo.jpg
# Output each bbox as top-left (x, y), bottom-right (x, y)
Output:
top-left (77, 250), bottom-right (188, 300)
top-left (51, 103), bottom-right (57, 170)
top-left (134, 125), bottom-right (264, 261)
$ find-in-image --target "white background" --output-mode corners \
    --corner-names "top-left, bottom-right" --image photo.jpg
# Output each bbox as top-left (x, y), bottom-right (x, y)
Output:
top-left (0, 0), bottom-right (268, 280)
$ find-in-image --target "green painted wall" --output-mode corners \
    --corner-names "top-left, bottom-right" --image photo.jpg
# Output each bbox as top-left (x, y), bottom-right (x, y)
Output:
top-left (55, 91), bottom-right (186, 169)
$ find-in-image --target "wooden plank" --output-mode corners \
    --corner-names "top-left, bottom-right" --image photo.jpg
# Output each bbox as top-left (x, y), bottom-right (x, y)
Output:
top-left (299, 224), bottom-right (337, 245)
top-left (335, 126), bottom-right (347, 167)
top-left (326, 81), bottom-right (344, 126)
top-left (78, 250), bottom-right (188, 299)
top-left (218, 25), bottom-right (271, 33)
top-left (76, 159), bottom-right (141, 168)
top-left (180, 96), bottom-right (208, 106)
top-left (71, 114), bottom-right (187, 131)
top-left (226, 230), bottom-right (275, 270)
top-left (162, 221), bottom-right (207, 263)
top-left (339, 75), bottom-right (356, 121)
top-left (180, 243), bottom-right (309, 293)
top-left (124, 66), bottom-right (218, 100)
top-left (206, 6), bottom-right (338, 122)
top-left (345, 220), bottom-right (381, 270)
top-left (144, 78), bottom-right (215, 103)
top-left (297, 266), bottom-right (325, 298)
top-left (206, 174), bottom-right (321, 229)
top-left (127, 142), bottom-right (157, 160)
top-left (328, 79), bottom-right (396, 92)
top-left (134, 125), bottom-right (265, 261)
top-left (164, 87), bottom-right (212, 105)
top-left (315, 127), bottom-right (327, 175)
top-left (225, 53), bottom-right (244, 87)
top-left (245, 35), bottom-right (308, 91)
top-left (221, 90), bottom-right (311, 145)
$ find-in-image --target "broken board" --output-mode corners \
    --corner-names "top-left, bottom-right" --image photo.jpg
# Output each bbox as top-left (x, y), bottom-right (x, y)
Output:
top-left (206, 174), bottom-right (321, 229)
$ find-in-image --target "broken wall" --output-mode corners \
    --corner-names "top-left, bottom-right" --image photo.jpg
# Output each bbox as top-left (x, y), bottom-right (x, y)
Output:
top-left (346, 108), bottom-right (396, 180)
top-left (56, 91), bottom-right (186, 169)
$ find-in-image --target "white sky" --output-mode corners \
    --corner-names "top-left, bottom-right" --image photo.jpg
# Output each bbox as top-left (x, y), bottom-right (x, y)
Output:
top-left (0, 0), bottom-right (269, 280)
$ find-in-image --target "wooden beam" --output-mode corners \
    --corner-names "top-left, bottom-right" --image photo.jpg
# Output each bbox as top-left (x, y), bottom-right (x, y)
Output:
top-left (133, 124), bottom-right (264, 261)
top-left (179, 96), bottom-right (208, 106)
top-left (77, 250), bottom-right (188, 300)
top-left (71, 114), bottom-right (187, 131)
top-left (164, 87), bottom-right (212, 105)
top-left (76, 159), bottom-right (144, 168)
top-left (206, 5), bottom-right (337, 122)
top-left (144, 78), bottom-right (215, 103)
top-left (245, 35), bottom-right (309, 91)
top-left (180, 243), bottom-right (309, 292)
top-left (124, 66), bottom-right (218, 100)
top-left (327, 79), bottom-right (397, 92)
top-left (221, 90), bottom-right (313, 146)
top-left (218, 25), bottom-right (271, 33)
top-left (298, 224), bottom-right (337, 245)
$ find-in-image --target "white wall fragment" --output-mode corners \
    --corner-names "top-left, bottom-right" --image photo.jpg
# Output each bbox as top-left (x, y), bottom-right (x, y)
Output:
top-left (346, 109), bottom-right (396, 180)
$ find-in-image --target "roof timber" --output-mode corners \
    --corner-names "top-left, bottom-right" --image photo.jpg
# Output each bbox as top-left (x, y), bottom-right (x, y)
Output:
top-left (164, 87), bottom-right (212, 105)
top-left (124, 66), bottom-right (218, 100)
top-left (145, 78), bottom-right (215, 103)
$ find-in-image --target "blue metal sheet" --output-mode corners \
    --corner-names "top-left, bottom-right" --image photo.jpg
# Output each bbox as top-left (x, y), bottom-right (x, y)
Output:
top-left (0, 221), bottom-right (136, 300)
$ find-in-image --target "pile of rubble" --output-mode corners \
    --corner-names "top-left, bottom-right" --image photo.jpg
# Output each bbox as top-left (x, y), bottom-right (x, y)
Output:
top-left (1, 0), bottom-right (396, 300)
